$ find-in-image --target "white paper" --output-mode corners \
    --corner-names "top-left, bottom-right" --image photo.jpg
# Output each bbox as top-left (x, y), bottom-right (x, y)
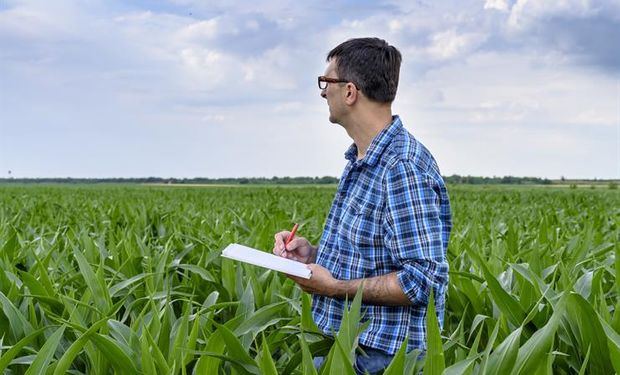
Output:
top-left (221, 243), bottom-right (312, 279)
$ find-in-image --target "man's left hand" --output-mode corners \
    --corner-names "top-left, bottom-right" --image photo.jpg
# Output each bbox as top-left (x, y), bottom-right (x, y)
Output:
top-left (288, 264), bottom-right (339, 297)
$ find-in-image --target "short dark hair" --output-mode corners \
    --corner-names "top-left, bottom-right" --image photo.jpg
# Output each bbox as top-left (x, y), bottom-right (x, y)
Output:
top-left (327, 37), bottom-right (402, 103)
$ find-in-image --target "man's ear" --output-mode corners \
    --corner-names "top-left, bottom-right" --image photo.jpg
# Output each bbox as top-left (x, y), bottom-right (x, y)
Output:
top-left (344, 83), bottom-right (358, 105)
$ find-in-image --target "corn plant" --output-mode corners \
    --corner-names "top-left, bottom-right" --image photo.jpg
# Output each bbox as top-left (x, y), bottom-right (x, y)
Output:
top-left (0, 184), bottom-right (617, 374)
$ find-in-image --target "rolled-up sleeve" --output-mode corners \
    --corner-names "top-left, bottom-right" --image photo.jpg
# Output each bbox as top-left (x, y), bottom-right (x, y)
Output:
top-left (383, 160), bottom-right (449, 305)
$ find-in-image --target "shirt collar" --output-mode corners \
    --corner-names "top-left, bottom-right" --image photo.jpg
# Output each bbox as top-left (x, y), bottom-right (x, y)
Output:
top-left (344, 115), bottom-right (403, 167)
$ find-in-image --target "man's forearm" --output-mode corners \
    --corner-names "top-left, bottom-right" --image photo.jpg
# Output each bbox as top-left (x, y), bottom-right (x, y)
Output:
top-left (331, 272), bottom-right (412, 306)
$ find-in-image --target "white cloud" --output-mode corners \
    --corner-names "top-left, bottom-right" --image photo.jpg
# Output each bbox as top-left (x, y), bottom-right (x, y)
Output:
top-left (508, 0), bottom-right (595, 30)
top-left (0, 1), bottom-right (87, 40)
top-left (388, 19), bottom-right (403, 32)
top-left (181, 48), bottom-right (223, 66)
top-left (498, 0), bottom-right (620, 73)
top-left (1, 0), bottom-right (618, 179)
top-left (395, 48), bottom-right (618, 178)
top-left (177, 47), bottom-right (241, 90)
top-left (178, 18), bottom-right (220, 40)
top-left (426, 30), bottom-right (487, 60)
top-left (484, 0), bottom-right (509, 11)
top-left (571, 110), bottom-right (618, 127)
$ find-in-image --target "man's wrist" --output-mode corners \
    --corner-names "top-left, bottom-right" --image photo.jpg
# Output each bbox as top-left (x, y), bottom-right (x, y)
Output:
top-left (309, 246), bottom-right (318, 263)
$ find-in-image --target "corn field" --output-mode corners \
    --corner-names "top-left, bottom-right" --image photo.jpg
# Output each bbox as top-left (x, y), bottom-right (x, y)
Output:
top-left (0, 184), bottom-right (618, 374)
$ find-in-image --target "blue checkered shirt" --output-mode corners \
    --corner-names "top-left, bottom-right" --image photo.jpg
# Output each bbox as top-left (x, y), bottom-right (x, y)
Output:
top-left (312, 115), bottom-right (451, 355)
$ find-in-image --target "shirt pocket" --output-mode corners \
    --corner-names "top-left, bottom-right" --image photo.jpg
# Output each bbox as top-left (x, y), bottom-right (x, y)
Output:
top-left (337, 197), bottom-right (385, 275)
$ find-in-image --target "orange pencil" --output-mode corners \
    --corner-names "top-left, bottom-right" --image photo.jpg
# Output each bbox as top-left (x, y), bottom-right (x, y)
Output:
top-left (281, 223), bottom-right (299, 256)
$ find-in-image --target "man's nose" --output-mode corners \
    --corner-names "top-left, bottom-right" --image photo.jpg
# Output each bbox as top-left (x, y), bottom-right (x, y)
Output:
top-left (320, 89), bottom-right (327, 99)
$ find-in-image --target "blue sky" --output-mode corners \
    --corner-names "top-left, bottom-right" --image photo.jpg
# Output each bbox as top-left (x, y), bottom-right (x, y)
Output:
top-left (1, 0), bottom-right (618, 179)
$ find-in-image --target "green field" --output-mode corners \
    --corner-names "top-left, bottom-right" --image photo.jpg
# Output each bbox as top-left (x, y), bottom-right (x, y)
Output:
top-left (0, 185), bottom-right (618, 374)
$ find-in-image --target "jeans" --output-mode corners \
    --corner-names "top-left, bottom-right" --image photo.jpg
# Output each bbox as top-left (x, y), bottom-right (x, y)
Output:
top-left (313, 345), bottom-right (394, 375)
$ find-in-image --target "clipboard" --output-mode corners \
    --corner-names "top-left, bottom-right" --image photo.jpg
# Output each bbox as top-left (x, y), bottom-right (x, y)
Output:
top-left (221, 243), bottom-right (312, 279)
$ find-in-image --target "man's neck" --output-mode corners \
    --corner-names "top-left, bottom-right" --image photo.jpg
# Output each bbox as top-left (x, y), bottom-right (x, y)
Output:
top-left (342, 105), bottom-right (393, 160)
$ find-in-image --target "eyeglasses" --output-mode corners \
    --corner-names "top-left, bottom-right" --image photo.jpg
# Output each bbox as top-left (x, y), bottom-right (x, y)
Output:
top-left (318, 76), bottom-right (350, 90)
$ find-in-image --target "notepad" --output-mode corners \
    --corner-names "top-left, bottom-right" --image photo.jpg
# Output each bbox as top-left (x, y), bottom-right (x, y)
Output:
top-left (221, 243), bottom-right (312, 279)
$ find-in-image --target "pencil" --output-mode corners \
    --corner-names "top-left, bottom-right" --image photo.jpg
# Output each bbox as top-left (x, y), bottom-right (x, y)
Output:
top-left (281, 223), bottom-right (299, 256)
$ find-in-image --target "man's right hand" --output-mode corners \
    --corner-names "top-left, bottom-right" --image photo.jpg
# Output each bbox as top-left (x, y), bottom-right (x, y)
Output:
top-left (273, 231), bottom-right (317, 264)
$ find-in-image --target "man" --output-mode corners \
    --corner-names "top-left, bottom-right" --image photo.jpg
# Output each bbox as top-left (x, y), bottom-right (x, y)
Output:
top-left (273, 37), bottom-right (451, 374)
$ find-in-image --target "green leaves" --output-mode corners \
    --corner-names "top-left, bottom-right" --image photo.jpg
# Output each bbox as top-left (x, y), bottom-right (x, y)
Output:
top-left (512, 293), bottom-right (567, 375)
top-left (0, 291), bottom-right (33, 339)
top-left (90, 333), bottom-right (140, 374)
top-left (600, 319), bottom-right (620, 374)
top-left (73, 243), bottom-right (111, 314)
top-left (233, 301), bottom-right (287, 336)
top-left (0, 184), bottom-right (616, 374)
top-left (316, 284), bottom-right (367, 374)
top-left (562, 292), bottom-right (614, 374)
top-left (25, 325), bottom-right (66, 375)
top-left (299, 336), bottom-right (319, 375)
top-left (1, 226), bottom-right (19, 261)
top-left (0, 327), bottom-right (47, 372)
top-left (301, 291), bottom-right (320, 332)
top-left (485, 326), bottom-right (522, 374)
top-left (214, 322), bottom-right (259, 373)
top-left (423, 291), bottom-right (445, 375)
top-left (53, 318), bottom-right (110, 375)
top-left (257, 334), bottom-right (278, 375)
top-left (383, 336), bottom-right (408, 375)
top-left (466, 247), bottom-right (526, 327)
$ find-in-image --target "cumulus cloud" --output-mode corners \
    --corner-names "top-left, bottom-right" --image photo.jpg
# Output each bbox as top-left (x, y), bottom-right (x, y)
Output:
top-left (502, 0), bottom-right (620, 73)
top-left (426, 30), bottom-right (487, 60)
top-left (0, 0), bottom-right (617, 179)
top-left (507, 0), bottom-right (601, 30)
top-left (178, 18), bottom-right (220, 40)
top-left (484, 0), bottom-right (510, 12)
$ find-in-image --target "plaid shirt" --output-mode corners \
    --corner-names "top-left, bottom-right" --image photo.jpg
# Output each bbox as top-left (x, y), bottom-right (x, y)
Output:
top-left (312, 115), bottom-right (451, 355)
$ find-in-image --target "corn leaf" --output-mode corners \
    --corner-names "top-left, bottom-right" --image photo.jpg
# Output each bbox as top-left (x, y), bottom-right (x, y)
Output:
top-left (423, 290), bottom-right (445, 375)
top-left (513, 294), bottom-right (566, 375)
top-left (25, 325), bottom-right (65, 375)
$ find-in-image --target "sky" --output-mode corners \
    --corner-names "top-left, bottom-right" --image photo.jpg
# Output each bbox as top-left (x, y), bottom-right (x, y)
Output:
top-left (1, 0), bottom-right (619, 179)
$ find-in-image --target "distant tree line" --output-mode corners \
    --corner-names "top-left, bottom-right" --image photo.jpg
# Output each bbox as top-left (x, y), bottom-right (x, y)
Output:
top-left (0, 176), bottom-right (340, 185)
top-left (442, 175), bottom-right (553, 185)
top-left (0, 175), bottom-right (566, 185)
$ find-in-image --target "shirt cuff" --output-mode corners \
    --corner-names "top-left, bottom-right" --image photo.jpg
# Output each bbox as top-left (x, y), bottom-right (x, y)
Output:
top-left (396, 265), bottom-right (426, 305)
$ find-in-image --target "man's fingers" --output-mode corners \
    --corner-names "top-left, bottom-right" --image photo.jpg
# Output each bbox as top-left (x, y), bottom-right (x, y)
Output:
top-left (272, 230), bottom-right (291, 255)
top-left (286, 237), bottom-right (302, 250)
top-left (286, 272), bottom-right (316, 294)
top-left (274, 231), bottom-right (290, 245)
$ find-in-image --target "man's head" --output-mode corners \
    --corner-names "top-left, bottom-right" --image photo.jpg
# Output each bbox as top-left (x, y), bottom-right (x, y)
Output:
top-left (326, 37), bottom-right (401, 103)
